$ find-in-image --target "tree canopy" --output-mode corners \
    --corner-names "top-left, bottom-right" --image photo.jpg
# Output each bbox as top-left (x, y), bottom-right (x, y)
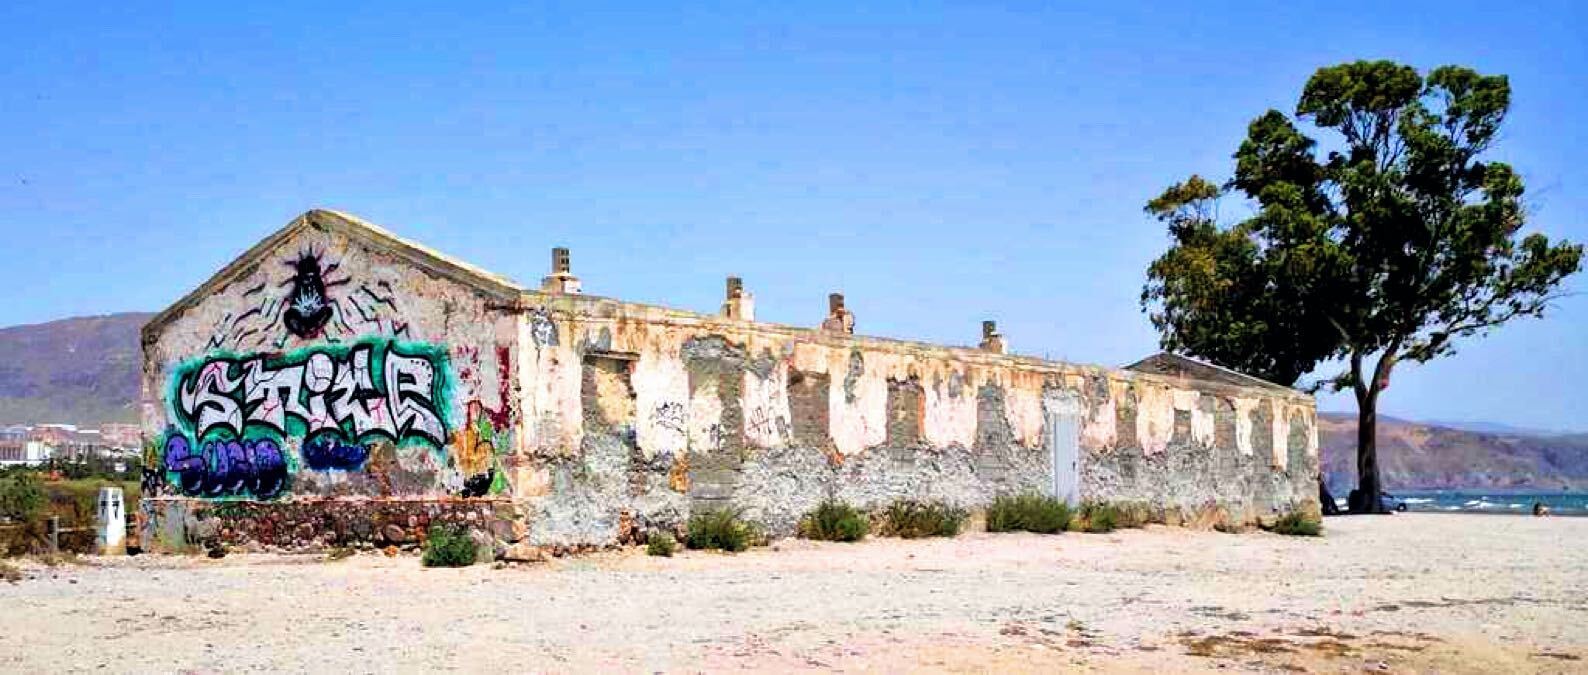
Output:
top-left (1143, 60), bottom-right (1581, 394)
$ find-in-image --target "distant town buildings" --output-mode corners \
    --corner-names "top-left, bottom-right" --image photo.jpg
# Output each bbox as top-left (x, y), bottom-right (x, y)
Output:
top-left (0, 423), bottom-right (139, 468)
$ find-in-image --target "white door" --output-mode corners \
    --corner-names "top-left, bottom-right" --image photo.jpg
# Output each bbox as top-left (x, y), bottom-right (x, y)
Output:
top-left (1046, 394), bottom-right (1080, 505)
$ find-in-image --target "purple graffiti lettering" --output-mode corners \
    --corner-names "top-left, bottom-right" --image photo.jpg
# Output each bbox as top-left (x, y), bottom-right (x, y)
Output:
top-left (163, 434), bottom-right (206, 495)
top-left (163, 434), bottom-right (287, 499)
top-left (301, 432), bottom-right (371, 472)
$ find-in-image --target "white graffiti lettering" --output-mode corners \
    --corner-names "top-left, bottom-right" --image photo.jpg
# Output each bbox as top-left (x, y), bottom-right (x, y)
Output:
top-left (176, 343), bottom-right (447, 446)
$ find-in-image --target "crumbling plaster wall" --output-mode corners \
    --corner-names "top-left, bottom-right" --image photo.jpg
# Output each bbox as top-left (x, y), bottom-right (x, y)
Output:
top-left (513, 295), bottom-right (1319, 546)
top-left (139, 220), bottom-right (523, 551)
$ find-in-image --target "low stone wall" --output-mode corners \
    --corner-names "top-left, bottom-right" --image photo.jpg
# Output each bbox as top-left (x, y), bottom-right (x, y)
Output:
top-left (139, 498), bottom-right (520, 554)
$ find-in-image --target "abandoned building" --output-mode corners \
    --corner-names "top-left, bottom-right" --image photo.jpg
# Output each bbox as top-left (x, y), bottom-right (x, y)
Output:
top-left (139, 209), bottom-right (1320, 551)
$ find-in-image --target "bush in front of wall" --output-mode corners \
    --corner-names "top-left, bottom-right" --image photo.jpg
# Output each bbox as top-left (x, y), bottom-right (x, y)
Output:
top-left (686, 508), bottom-right (754, 553)
top-left (985, 493), bottom-right (1072, 534)
top-left (797, 500), bottom-right (869, 542)
top-left (646, 532), bottom-right (677, 557)
top-left (880, 500), bottom-right (967, 539)
top-left (1073, 502), bottom-right (1121, 533)
top-left (1114, 501), bottom-right (1153, 529)
top-left (421, 524), bottom-right (478, 568)
top-left (1263, 511), bottom-right (1322, 537)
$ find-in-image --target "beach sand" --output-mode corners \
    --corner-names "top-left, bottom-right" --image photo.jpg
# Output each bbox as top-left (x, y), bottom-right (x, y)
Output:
top-left (2, 513), bottom-right (1584, 673)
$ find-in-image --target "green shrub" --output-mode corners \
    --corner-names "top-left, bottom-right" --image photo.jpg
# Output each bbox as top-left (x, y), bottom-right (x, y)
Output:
top-left (798, 500), bottom-right (869, 542)
top-left (1115, 502), bottom-right (1152, 529)
top-left (1264, 511), bottom-right (1322, 537)
top-left (1075, 502), bottom-right (1120, 533)
top-left (646, 532), bottom-right (677, 557)
top-left (880, 500), bottom-right (966, 539)
top-left (0, 473), bottom-right (46, 523)
top-left (986, 493), bottom-right (1072, 534)
top-left (421, 524), bottom-right (478, 567)
top-left (686, 509), bottom-right (754, 552)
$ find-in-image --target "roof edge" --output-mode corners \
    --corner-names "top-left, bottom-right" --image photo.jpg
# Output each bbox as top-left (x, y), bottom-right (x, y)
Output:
top-left (143, 209), bottom-right (527, 342)
top-left (1123, 352), bottom-right (1301, 394)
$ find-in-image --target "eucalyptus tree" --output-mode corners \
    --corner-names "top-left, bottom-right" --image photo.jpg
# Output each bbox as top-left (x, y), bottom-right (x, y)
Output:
top-left (1142, 61), bottom-right (1581, 512)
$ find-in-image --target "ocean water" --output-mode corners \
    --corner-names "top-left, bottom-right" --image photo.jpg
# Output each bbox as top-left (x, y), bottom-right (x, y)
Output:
top-left (1333, 490), bottom-right (1588, 515)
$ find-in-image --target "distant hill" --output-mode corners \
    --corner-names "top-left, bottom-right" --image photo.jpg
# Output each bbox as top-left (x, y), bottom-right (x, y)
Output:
top-left (1319, 412), bottom-right (1588, 492)
top-left (0, 313), bottom-right (152, 425)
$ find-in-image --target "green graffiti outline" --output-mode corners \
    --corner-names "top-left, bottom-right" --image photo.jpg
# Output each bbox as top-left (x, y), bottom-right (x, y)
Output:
top-left (165, 336), bottom-right (453, 451)
top-left (160, 337), bottom-right (456, 498)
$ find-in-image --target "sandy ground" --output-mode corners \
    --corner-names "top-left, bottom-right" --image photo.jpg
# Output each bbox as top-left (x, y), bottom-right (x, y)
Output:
top-left (2, 514), bottom-right (1585, 674)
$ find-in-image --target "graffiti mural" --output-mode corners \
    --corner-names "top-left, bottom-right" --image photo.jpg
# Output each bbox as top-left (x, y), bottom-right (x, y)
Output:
top-left (176, 342), bottom-right (446, 445)
top-left (283, 251), bottom-right (340, 338)
top-left (159, 339), bottom-right (452, 499)
top-left (205, 248), bottom-right (412, 351)
top-left (450, 345), bottom-right (516, 498)
top-left (163, 435), bottom-right (290, 499)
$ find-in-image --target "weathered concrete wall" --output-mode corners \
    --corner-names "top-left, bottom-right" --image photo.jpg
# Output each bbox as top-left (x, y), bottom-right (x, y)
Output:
top-left (139, 213), bottom-right (524, 551)
top-left (512, 294), bottom-right (1319, 546)
top-left (141, 210), bottom-right (1318, 552)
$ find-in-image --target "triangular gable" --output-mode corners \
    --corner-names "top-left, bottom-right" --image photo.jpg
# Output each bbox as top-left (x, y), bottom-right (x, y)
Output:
top-left (142, 209), bottom-right (527, 341)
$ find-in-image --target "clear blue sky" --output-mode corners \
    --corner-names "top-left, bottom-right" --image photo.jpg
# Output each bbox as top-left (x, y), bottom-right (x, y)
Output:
top-left (2, 2), bottom-right (1583, 430)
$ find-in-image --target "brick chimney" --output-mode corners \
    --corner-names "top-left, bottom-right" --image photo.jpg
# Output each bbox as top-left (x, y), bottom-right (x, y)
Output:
top-left (821, 292), bottom-right (855, 334)
top-left (979, 320), bottom-right (1006, 354)
top-left (540, 246), bottom-right (582, 294)
top-left (721, 276), bottom-right (755, 321)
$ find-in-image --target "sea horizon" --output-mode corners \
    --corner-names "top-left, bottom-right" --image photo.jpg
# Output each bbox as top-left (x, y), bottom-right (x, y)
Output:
top-left (1331, 489), bottom-right (1588, 516)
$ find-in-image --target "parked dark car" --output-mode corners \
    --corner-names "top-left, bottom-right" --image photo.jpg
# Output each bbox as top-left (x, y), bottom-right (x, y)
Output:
top-left (1380, 492), bottom-right (1408, 512)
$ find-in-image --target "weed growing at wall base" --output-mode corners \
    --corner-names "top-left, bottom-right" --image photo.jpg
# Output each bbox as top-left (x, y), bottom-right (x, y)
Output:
top-left (986, 493), bottom-right (1072, 534)
top-left (1074, 502), bottom-right (1121, 533)
top-left (1263, 512), bottom-right (1322, 537)
top-left (880, 500), bottom-right (966, 539)
top-left (686, 509), bottom-right (755, 552)
top-left (421, 524), bottom-right (478, 567)
top-left (646, 532), bottom-right (677, 557)
top-left (798, 500), bottom-right (869, 542)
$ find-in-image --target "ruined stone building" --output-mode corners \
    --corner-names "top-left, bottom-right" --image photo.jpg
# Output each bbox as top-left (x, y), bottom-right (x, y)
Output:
top-left (139, 210), bottom-right (1320, 550)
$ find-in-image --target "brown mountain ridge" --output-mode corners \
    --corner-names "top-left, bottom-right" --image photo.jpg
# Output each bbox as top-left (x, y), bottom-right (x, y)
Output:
top-left (0, 312), bottom-right (152, 426)
top-left (1318, 412), bottom-right (1588, 492)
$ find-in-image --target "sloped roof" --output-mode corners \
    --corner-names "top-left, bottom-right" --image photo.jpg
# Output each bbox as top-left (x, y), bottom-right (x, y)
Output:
top-left (1123, 352), bottom-right (1299, 394)
top-left (142, 209), bottom-right (527, 340)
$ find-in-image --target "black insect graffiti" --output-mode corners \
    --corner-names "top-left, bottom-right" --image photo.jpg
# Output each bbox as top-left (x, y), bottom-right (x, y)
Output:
top-left (207, 252), bottom-right (410, 350)
top-left (282, 250), bottom-right (350, 339)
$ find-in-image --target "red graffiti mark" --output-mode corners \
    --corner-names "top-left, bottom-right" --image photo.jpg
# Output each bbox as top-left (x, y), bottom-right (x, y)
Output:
top-left (488, 345), bottom-right (515, 429)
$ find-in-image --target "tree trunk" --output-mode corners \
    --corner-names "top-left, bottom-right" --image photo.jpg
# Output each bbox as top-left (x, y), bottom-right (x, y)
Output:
top-left (1351, 393), bottom-right (1385, 514)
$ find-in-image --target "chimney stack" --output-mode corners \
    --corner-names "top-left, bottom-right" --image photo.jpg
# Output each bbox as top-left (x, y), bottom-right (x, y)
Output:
top-left (979, 320), bottom-right (1006, 354)
top-left (821, 292), bottom-right (855, 334)
top-left (721, 276), bottom-right (755, 321)
top-left (540, 246), bottom-right (582, 294)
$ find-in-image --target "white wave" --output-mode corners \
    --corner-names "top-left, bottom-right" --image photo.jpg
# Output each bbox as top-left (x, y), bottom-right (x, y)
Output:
top-left (1403, 498), bottom-right (1435, 504)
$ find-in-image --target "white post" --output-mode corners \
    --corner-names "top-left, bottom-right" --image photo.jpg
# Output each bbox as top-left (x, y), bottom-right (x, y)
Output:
top-left (96, 487), bottom-right (126, 555)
